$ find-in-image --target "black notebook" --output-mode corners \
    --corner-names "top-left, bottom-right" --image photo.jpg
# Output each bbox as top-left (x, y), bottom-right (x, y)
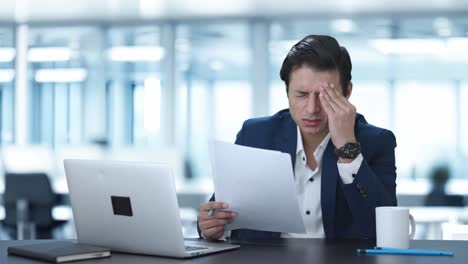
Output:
top-left (8, 241), bottom-right (111, 263)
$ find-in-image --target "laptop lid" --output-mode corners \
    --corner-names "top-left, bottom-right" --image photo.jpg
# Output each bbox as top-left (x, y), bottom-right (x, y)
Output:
top-left (64, 159), bottom-right (187, 257)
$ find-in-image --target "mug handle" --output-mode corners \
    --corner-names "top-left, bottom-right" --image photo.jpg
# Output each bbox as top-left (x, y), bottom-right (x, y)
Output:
top-left (409, 214), bottom-right (416, 240)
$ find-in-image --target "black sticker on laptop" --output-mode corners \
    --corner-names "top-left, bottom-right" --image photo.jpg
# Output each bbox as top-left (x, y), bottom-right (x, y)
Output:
top-left (111, 196), bottom-right (133, 216)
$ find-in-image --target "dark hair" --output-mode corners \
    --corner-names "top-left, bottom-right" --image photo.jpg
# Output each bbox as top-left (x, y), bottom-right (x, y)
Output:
top-left (279, 35), bottom-right (352, 96)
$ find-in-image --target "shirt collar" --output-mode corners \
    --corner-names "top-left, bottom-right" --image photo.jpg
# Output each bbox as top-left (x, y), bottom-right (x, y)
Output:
top-left (296, 126), bottom-right (331, 162)
top-left (296, 126), bottom-right (304, 156)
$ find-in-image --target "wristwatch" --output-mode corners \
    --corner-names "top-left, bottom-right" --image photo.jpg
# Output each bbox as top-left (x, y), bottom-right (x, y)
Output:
top-left (335, 142), bottom-right (361, 159)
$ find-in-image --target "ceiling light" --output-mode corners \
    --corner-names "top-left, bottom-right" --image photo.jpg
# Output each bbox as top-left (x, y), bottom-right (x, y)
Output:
top-left (28, 47), bottom-right (72, 62)
top-left (108, 46), bottom-right (165, 62)
top-left (35, 68), bottom-right (87, 83)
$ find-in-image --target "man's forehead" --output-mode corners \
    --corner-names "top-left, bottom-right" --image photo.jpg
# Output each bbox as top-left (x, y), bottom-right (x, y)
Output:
top-left (290, 82), bottom-right (322, 92)
top-left (288, 66), bottom-right (341, 91)
top-left (290, 76), bottom-right (340, 91)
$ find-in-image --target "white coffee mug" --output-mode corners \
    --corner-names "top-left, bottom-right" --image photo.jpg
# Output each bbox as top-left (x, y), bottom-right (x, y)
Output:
top-left (376, 206), bottom-right (415, 249)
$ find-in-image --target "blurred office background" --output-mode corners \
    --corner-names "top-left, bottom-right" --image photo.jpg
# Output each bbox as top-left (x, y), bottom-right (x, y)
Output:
top-left (1, 0), bottom-right (468, 240)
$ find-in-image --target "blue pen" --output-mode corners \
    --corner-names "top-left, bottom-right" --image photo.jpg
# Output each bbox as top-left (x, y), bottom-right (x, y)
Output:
top-left (374, 246), bottom-right (454, 255)
top-left (357, 248), bottom-right (453, 256)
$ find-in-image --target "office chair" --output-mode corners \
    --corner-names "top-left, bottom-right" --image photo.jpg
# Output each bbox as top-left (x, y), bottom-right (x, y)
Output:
top-left (2, 172), bottom-right (65, 239)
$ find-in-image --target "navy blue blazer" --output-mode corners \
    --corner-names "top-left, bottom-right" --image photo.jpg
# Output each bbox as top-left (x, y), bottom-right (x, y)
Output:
top-left (200, 109), bottom-right (397, 240)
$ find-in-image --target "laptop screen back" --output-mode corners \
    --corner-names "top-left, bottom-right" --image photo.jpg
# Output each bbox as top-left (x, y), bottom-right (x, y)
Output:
top-left (64, 159), bottom-right (186, 256)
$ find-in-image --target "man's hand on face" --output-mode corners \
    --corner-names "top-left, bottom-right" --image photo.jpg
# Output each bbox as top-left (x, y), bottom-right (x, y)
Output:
top-left (318, 82), bottom-right (357, 149)
top-left (198, 202), bottom-right (238, 240)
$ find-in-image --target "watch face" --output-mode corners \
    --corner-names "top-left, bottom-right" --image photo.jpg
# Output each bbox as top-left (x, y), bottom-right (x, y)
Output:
top-left (336, 143), bottom-right (361, 159)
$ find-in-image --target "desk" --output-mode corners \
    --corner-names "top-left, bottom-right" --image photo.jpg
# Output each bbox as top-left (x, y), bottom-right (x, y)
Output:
top-left (1, 238), bottom-right (467, 264)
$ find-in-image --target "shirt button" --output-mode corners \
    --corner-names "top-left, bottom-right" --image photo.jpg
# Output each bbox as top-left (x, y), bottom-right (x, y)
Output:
top-left (309, 178), bottom-right (314, 182)
top-left (352, 173), bottom-right (357, 178)
top-left (306, 211), bottom-right (310, 215)
top-left (302, 157), bottom-right (305, 161)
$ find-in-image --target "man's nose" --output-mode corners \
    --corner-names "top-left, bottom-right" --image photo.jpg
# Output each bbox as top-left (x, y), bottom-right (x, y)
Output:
top-left (306, 93), bottom-right (320, 113)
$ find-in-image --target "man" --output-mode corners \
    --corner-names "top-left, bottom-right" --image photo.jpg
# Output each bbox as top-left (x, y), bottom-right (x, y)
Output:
top-left (198, 35), bottom-right (397, 240)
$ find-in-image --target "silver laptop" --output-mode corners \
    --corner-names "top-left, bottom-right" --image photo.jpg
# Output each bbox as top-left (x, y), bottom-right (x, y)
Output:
top-left (63, 159), bottom-right (239, 258)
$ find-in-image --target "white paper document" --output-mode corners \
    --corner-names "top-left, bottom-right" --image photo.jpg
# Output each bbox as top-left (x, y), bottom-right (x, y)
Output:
top-left (210, 140), bottom-right (306, 234)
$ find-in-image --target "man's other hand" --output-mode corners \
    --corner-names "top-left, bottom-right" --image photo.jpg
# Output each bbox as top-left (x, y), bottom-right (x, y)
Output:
top-left (198, 201), bottom-right (238, 240)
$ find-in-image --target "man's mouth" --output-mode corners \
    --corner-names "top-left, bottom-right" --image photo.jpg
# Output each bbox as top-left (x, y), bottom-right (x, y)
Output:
top-left (303, 119), bottom-right (321, 127)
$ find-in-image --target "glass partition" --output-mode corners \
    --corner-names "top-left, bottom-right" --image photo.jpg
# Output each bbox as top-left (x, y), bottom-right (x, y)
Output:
top-left (0, 26), bottom-right (15, 144)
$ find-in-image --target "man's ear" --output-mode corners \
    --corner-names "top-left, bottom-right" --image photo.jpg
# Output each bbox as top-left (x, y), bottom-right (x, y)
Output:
top-left (345, 82), bottom-right (353, 99)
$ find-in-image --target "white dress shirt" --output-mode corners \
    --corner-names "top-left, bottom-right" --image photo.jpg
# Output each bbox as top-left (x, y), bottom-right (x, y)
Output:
top-left (281, 126), bottom-right (363, 238)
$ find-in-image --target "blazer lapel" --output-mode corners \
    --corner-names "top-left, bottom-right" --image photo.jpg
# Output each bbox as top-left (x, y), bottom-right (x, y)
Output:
top-left (321, 141), bottom-right (338, 239)
top-left (274, 114), bottom-right (297, 168)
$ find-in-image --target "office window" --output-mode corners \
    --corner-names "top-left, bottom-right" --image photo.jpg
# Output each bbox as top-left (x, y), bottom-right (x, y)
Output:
top-left (107, 26), bottom-right (163, 146)
top-left (349, 81), bottom-right (391, 130)
top-left (0, 27), bottom-right (15, 144)
top-left (28, 26), bottom-right (98, 146)
top-left (270, 81), bottom-right (288, 114)
top-left (176, 22), bottom-right (252, 178)
top-left (394, 81), bottom-right (456, 178)
top-left (214, 81), bottom-right (252, 142)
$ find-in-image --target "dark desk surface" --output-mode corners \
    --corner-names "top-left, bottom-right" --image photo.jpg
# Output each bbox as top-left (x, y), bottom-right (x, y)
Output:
top-left (1, 238), bottom-right (466, 264)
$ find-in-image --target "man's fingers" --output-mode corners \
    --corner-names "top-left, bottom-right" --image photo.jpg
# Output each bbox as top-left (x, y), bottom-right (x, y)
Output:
top-left (199, 210), bottom-right (237, 221)
top-left (323, 85), bottom-right (347, 112)
top-left (205, 229), bottom-right (225, 240)
top-left (320, 88), bottom-right (341, 113)
top-left (199, 218), bottom-right (234, 230)
top-left (211, 211), bottom-right (238, 219)
top-left (199, 202), bottom-right (229, 212)
top-left (202, 226), bottom-right (225, 239)
top-left (319, 92), bottom-right (334, 115)
top-left (328, 82), bottom-right (355, 108)
top-left (211, 230), bottom-right (225, 239)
